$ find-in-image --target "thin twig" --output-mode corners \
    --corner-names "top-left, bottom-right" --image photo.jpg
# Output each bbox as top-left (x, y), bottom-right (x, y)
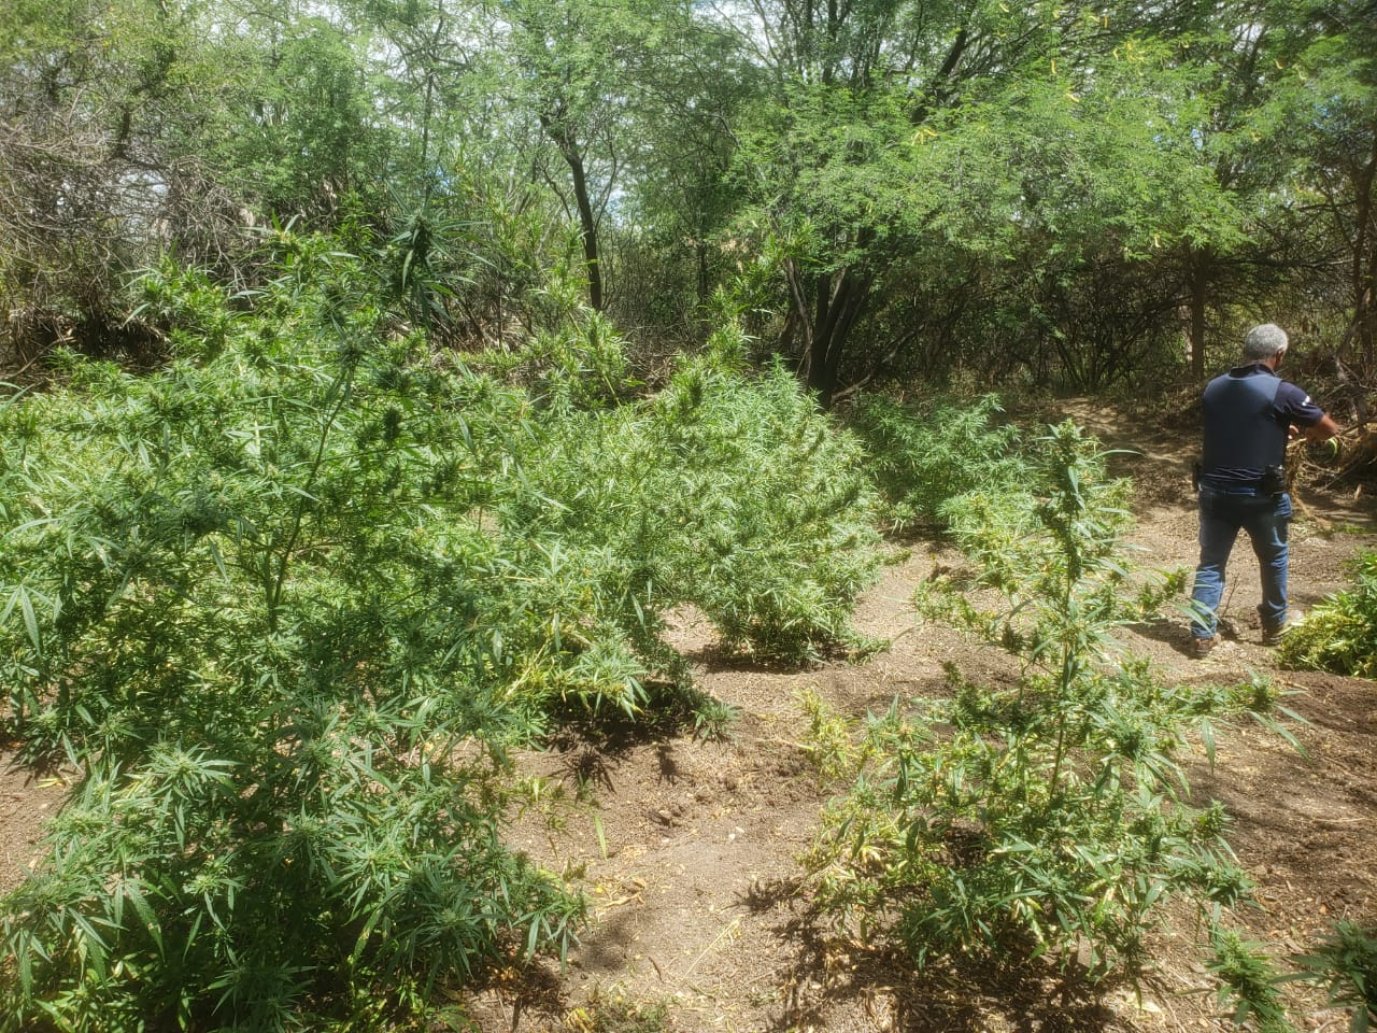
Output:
top-left (681, 916), bottom-right (742, 978)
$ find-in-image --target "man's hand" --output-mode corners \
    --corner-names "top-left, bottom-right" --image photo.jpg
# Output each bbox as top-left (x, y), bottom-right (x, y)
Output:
top-left (1304, 413), bottom-right (1342, 443)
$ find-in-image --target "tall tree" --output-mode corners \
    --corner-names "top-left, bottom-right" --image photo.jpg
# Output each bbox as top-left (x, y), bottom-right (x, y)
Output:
top-left (1259, 0), bottom-right (1377, 366)
top-left (489, 0), bottom-right (663, 311)
top-left (717, 0), bottom-right (1193, 403)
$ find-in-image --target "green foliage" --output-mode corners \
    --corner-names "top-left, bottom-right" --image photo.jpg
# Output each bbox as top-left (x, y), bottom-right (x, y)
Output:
top-left (1292, 921), bottom-right (1377, 1033)
top-left (5, 0), bottom-right (1374, 398)
top-left (805, 423), bottom-right (1283, 980)
top-left (1210, 928), bottom-right (1296, 1033)
top-left (847, 393), bottom-right (1028, 531)
top-left (0, 239), bottom-right (588, 1029)
top-left (1250, 1), bottom-right (1377, 364)
top-left (480, 306), bottom-right (637, 412)
top-left (1278, 552), bottom-right (1377, 677)
top-left (501, 325), bottom-right (884, 662)
top-left (0, 238), bottom-right (882, 1028)
top-left (1, 727), bottom-right (580, 1032)
top-left (208, 15), bottom-right (385, 220)
top-left (1212, 919), bottom-right (1377, 1033)
top-left (645, 352), bottom-right (882, 659)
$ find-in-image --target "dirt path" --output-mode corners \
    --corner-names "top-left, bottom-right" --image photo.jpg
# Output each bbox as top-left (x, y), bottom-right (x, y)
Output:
top-left (468, 406), bottom-right (1377, 1033)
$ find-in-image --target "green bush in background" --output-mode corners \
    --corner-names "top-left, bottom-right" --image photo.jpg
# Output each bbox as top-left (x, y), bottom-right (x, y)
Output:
top-left (847, 392), bottom-right (1027, 532)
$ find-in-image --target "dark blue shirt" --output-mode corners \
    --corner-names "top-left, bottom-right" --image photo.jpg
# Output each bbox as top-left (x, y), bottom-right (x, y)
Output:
top-left (1200, 363), bottom-right (1325, 492)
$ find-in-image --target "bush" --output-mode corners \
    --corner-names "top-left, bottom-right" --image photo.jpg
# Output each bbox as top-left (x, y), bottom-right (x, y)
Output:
top-left (498, 319), bottom-right (885, 664)
top-left (0, 238), bottom-right (884, 1027)
top-left (646, 347), bottom-right (883, 660)
top-left (0, 239), bottom-right (587, 1030)
top-left (847, 393), bottom-right (1028, 532)
top-left (804, 423), bottom-right (1291, 979)
top-left (1278, 551), bottom-right (1377, 677)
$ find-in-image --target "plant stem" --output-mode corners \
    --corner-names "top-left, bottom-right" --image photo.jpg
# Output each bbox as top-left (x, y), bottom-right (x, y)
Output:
top-left (266, 359), bottom-right (356, 631)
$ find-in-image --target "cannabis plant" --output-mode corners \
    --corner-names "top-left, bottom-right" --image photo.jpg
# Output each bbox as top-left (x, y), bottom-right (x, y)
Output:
top-left (1213, 919), bottom-right (1377, 1033)
top-left (566, 987), bottom-right (672, 1033)
top-left (1278, 551), bottom-right (1377, 677)
top-left (1292, 921), bottom-right (1377, 1032)
top-left (1210, 928), bottom-right (1296, 1033)
top-left (848, 393), bottom-right (1028, 532)
top-left (0, 239), bottom-right (588, 1030)
top-left (499, 320), bottom-right (885, 663)
top-left (644, 344), bottom-right (883, 659)
top-left (0, 237), bottom-right (886, 1028)
top-left (806, 422), bottom-right (1291, 980)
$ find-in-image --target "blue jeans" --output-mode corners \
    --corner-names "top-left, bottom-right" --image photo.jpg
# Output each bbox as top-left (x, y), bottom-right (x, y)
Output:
top-left (1190, 488), bottom-right (1291, 639)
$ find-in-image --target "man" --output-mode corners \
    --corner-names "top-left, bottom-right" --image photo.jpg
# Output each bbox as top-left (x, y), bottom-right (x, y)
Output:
top-left (1190, 323), bottom-right (1340, 657)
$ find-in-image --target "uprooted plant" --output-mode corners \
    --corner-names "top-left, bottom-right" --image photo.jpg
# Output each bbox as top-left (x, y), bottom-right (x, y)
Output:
top-left (1277, 549), bottom-right (1377, 678)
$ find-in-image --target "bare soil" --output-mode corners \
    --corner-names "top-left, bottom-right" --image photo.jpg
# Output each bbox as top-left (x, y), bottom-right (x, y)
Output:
top-left (2, 402), bottom-right (1374, 1032)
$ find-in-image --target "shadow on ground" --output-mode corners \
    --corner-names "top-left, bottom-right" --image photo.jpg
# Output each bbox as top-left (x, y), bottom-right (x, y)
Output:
top-left (763, 908), bottom-right (1125, 1032)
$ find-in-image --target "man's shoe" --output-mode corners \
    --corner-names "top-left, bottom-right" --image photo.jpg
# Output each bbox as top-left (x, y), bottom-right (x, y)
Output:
top-left (1191, 635), bottom-right (1219, 658)
top-left (1262, 611), bottom-right (1303, 646)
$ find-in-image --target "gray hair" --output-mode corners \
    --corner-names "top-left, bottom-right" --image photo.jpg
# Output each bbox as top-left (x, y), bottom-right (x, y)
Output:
top-left (1244, 323), bottom-right (1289, 360)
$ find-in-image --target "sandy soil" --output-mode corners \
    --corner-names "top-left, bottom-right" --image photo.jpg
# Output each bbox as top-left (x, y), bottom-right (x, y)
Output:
top-left (2, 401), bottom-right (1373, 1032)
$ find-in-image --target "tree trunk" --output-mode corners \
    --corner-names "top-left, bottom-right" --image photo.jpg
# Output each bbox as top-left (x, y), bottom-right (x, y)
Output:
top-left (1186, 246), bottom-right (1212, 379)
top-left (803, 267), bottom-right (871, 408)
top-left (543, 118), bottom-right (603, 312)
top-left (1353, 132), bottom-right (1376, 369)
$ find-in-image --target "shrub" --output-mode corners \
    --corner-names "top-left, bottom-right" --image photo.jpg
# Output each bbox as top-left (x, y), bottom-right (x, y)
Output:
top-left (504, 321), bottom-right (885, 663)
top-left (847, 393), bottom-right (1028, 532)
top-left (804, 423), bottom-right (1291, 980)
top-left (1211, 919), bottom-right (1377, 1033)
top-left (0, 239), bottom-right (884, 1027)
top-left (648, 352), bottom-right (883, 659)
top-left (0, 238), bottom-right (587, 1030)
top-left (1278, 551), bottom-right (1377, 677)
top-left (479, 306), bottom-right (638, 412)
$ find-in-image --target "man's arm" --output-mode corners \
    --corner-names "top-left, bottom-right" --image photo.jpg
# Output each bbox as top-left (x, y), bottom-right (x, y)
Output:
top-left (1277, 382), bottom-right (1340, 443)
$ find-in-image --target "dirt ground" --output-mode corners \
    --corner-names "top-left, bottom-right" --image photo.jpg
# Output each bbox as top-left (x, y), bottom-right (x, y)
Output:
top-left (2, 402), bottom-right (1374, 1032)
